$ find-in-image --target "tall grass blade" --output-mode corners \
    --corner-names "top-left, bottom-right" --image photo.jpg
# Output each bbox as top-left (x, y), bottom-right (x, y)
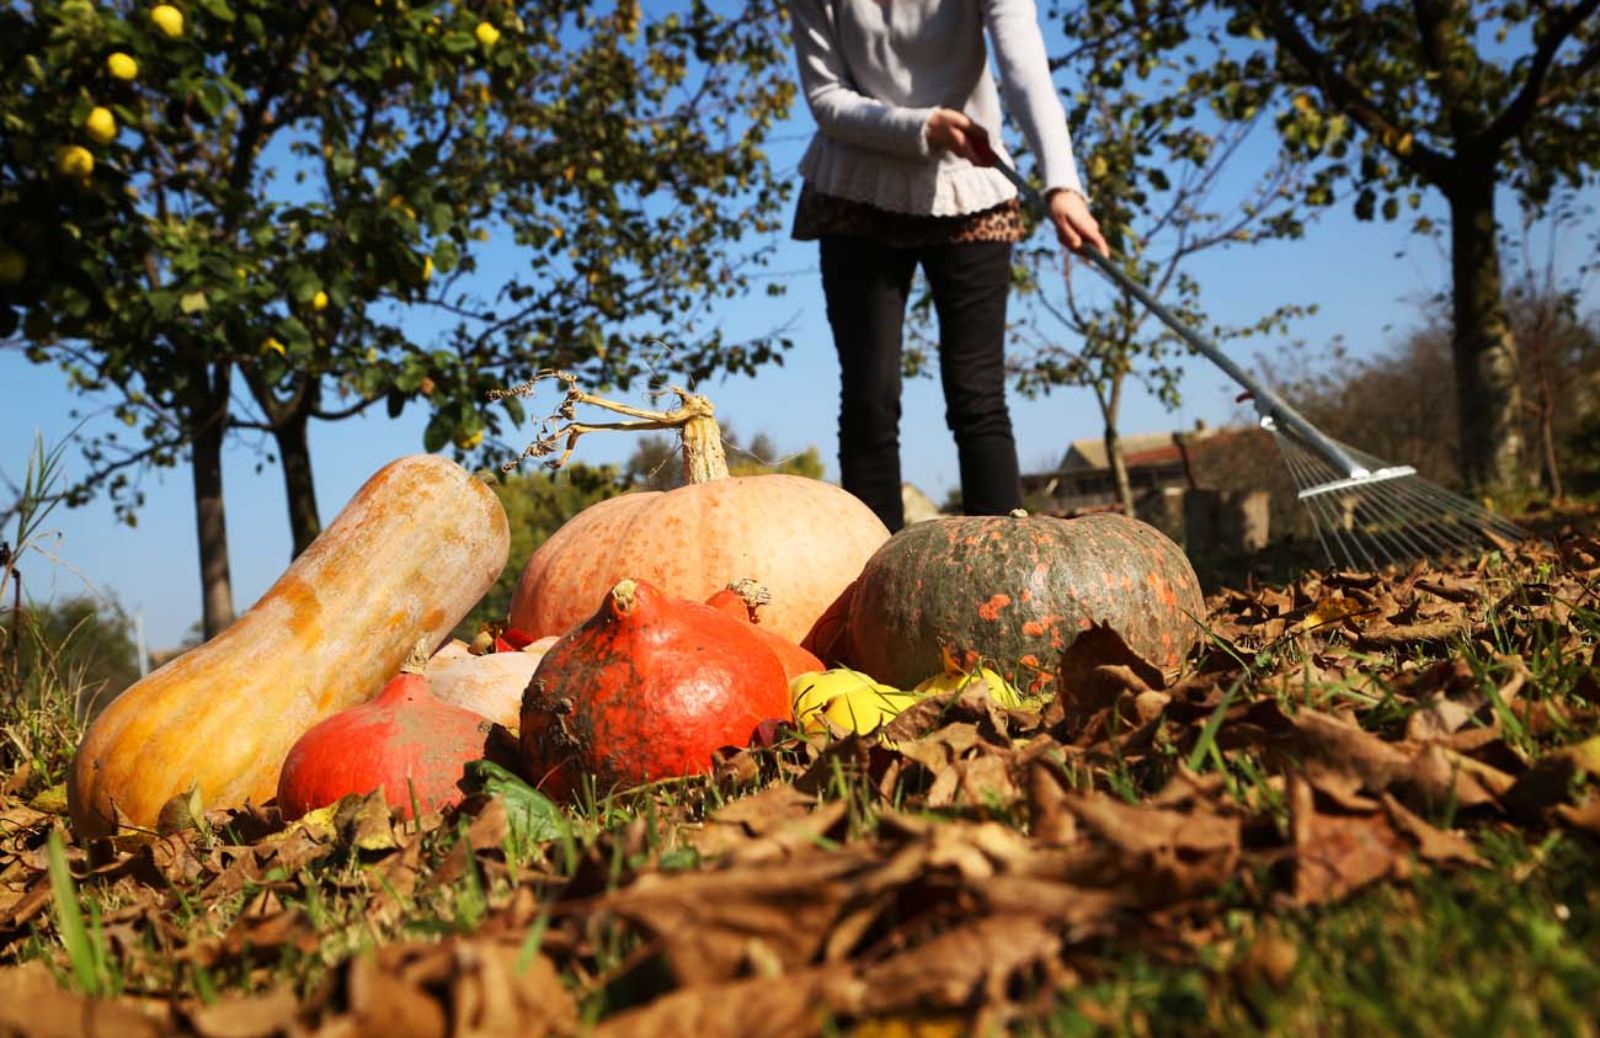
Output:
top-left (46, 827), bottom-right (102, 996)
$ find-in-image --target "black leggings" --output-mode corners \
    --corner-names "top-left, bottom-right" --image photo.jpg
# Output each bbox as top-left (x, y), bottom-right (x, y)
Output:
top-left (819, 236), bottom-right (1022, 532)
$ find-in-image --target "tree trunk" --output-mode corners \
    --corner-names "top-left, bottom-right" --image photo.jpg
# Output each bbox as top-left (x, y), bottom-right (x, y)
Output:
top-left (1540, 380), bottom-right (1564, 501)
top-left (274, 413), bottom-right (322, 557)
top-left (1100, 376), bottom-right (1136, 516)
top-left (190, 388), bottom-right (236, 640)
top-left (1448, 176), bottom-right (1524, 493)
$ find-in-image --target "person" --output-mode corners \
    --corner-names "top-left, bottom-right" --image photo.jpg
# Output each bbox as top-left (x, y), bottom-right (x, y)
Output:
top-left (787, 0), bottom-right (1108, 532)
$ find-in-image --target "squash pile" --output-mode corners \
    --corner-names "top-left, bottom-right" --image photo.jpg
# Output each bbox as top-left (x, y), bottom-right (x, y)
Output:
top-left (68, 455), bottom-right (510, 839)
top-left (66, 384), bottom-right (1205, 837)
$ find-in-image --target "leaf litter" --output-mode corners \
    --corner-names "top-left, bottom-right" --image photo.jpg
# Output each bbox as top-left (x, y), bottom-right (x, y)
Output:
top-left (2, 536), bottom-right (1600, 1033)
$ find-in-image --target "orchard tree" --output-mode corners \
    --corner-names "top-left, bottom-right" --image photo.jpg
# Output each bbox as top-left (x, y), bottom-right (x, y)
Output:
top-left (1003, 0), bottom-right (1311, 515)
top-left (0, 0), bottom-right (795, 636)
top-left (1194, 0), bottom-right (1600, 492)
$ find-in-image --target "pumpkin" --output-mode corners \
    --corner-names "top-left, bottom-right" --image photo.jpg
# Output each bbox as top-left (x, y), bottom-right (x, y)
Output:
top-left (843, 511), bottom-right (1204, 692)
top-left (69, 455), bottom-right (510, 838)
top-left (520, 578), bottom-right (790, 799)
top-left (431, 639), bottom-right (475, 666)
top-left (428, 636), bottom-right (558, 730)
top-left (705, 579), bottom-right (825, 681)
top-left (277, 643), bottom-right (494, 820)
top-left (505, 383), bottom-right (888, 645)
top-left (790, 668), bottom-right (919, 737)
top-left (914, 663), bottom-right (1027, 709)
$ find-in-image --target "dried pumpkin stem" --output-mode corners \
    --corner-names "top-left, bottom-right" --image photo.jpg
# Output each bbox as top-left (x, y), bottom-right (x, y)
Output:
top-left (511, 376), bottom-right (730, 484)
top-left (402, 637), bottom-right (432, 675)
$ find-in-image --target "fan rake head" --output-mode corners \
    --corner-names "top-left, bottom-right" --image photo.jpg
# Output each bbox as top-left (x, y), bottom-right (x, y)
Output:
top-left (1265, 420), bottom-right (1526, 572)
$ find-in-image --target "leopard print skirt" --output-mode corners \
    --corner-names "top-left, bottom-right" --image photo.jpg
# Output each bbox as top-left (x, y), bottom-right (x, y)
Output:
top-left (790, 183), bottom-right (1025, 249)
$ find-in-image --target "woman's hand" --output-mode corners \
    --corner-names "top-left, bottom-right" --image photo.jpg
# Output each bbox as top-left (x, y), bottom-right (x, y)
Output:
top-left (1048, 188), bottom-right (1108, 259)
top-left (925, 108), bottom-right (998, 166)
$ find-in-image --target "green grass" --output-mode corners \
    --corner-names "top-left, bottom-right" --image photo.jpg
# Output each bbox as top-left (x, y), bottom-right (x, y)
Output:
top-left (1028, 831), bottom-right (1600, 1038)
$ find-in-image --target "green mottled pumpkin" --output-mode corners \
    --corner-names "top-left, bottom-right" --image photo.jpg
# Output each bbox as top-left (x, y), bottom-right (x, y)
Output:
top-left (842, 511), bottom-right (1204, 691)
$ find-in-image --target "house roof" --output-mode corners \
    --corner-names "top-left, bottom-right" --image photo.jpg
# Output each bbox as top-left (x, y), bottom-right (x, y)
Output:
top-left (1059, 431), bottom-right (1185, 472)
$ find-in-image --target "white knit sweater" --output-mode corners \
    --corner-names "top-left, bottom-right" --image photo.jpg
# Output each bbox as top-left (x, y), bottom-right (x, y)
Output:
top-left (787, 0), bottom-right (1086, 216)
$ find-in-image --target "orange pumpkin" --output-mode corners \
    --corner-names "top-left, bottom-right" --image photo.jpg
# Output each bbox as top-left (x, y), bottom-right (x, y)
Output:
top-left (705, 579), bottom-right (825, 681)
top-left (68, 455), bottom-right (510, 838)
top-left (520, 578), bottom-right (790, 799)
top-left (507, 386), bottom-right (888, 645)
top-left (277, 644), bottom-right (495, 821)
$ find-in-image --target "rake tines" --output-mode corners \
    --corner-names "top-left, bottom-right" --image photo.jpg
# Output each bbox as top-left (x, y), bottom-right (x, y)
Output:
top-left (991, 157), bottom-right (1534, 571)
top-left (1268, 420), bottom-right (1526, 571)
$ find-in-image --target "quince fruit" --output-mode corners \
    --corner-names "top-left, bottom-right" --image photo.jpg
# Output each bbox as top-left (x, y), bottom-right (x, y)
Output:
top-left (150, 4), bottom-right (184, 38)
top-left (85, 107), bottom-right (117, 145)
top-left (107, 52), bottom-right (139, 81)
top-left (56, 145), bottom-right (94, 178)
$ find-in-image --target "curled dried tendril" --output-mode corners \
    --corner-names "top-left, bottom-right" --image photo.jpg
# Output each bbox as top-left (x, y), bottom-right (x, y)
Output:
top-left (492, 368), bottom-right (712, 474)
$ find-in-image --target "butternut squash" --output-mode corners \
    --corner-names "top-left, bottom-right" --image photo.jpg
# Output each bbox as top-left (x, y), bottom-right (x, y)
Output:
top-left (68, 455), bottom-right (510, 838)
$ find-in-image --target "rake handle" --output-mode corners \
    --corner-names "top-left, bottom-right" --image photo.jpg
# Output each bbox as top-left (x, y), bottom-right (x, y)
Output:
top-left (993, 160), bottom-right (1367, 480)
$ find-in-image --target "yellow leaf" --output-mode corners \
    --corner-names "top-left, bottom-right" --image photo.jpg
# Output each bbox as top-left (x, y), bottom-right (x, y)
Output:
top-left (294, 802), bottom-right (340, 839)
top-left (1293, 594), bottom-right (1369, 634)
top-left (27, 782), bottom-right (69, 816)
top-left (852, 1015), bottom-right (968, 1038)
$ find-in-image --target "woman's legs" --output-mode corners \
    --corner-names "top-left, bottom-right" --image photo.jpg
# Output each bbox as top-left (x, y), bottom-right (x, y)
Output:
top-left (820, 236), bottom-right (919, 531)
top-left (921, 241), bottom-right (1023, 516)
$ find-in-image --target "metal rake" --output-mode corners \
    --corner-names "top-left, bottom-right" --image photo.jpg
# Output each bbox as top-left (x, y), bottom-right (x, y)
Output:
top-left (995, 160), bottom-right (1528, 571)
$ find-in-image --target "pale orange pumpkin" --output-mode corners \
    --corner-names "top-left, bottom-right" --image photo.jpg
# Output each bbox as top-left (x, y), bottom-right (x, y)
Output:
top-left (428, 636), bottom-right (557, 729)
top-left (507, 386), bottom-right (888, 645)
top-left (68, 456), bottom-right (510, 838)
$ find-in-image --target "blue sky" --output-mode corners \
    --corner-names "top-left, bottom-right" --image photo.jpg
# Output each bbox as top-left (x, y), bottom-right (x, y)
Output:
top-left (3, 19), bottom-right (1597, 649)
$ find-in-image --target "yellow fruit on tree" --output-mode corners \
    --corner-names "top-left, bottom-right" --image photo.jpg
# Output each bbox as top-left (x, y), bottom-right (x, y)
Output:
top-left (85, 107), bottom-right (117, 145)
top-left (311, 290), bottom-right (329, 311)
top-left (474, 22), bottom-right (501, 47)
top-left (150, 4), bottom-right (184, 37)
top-left (0, 247), bottom-right (25, 286)
top-left (454, 428), bottom-right (484, 451)
top-left (107, 52), bottom-right (139, 81)
top-left (56, 145), bottom-right (94, 178)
